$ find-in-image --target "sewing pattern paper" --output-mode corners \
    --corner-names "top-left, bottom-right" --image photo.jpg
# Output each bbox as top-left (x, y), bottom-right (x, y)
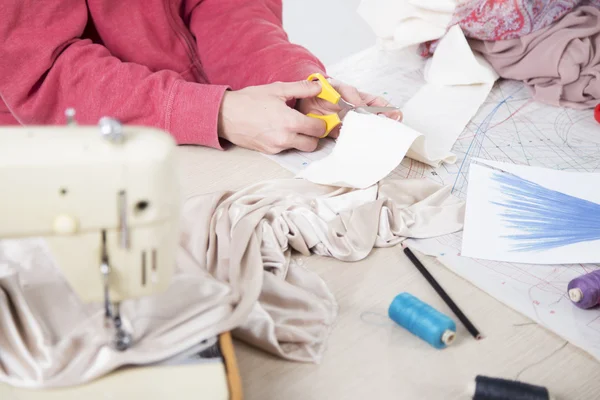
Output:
top-left (462, 159), bottom-right (600, 264)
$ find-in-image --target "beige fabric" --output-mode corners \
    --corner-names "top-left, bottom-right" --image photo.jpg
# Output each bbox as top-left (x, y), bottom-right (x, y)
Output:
top-left (470, 6), bottom-right (600, 109)
top-left (0, 178), bottom-right (464, 388)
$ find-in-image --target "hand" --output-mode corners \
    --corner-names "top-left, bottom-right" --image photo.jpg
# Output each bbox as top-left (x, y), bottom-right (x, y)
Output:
top-left (295, 78), bottom-right (403, 138)
top-left (217, 81), bottom-right (327, 154)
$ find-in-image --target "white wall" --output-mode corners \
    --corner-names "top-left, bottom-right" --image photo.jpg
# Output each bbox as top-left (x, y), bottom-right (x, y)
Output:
top-left (282, 0), bottom-right (375, 66)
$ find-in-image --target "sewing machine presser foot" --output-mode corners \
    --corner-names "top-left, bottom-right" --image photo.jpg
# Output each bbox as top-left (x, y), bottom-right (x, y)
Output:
top-left (100, 238), bottom-right (133, 352)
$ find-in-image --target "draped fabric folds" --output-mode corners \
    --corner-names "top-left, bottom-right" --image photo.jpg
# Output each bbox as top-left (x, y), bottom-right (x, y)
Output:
top-left (471, 6), bottom-right (600, 109)
top-left (0, 178), bottom-right (464, 388)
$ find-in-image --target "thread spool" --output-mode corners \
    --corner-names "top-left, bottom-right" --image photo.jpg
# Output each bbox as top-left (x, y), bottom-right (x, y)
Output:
top-left (468, 375), bottom-right (554, 400)
top-left (388, 292), bottom-right (456, 349)
top-left (567, 269), bottom-right (600, 309)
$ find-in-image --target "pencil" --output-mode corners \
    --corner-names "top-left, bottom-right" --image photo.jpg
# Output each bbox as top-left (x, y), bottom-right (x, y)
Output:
top-left (402, 244), bottom-right (482, 340)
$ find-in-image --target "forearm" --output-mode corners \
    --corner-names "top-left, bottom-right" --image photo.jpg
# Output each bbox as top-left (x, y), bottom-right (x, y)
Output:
top-left (186, 0), bottom-right (326, 89)
top-left (0, 0), bottom-right (227, 147)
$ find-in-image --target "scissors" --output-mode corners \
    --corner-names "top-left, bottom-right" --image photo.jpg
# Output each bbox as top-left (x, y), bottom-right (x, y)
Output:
top-left (305, 73), bottom-right (400, 138)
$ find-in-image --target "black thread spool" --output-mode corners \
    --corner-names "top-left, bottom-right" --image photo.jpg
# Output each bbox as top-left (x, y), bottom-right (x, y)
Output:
top-left (469, 375), bottom-right (554, 400)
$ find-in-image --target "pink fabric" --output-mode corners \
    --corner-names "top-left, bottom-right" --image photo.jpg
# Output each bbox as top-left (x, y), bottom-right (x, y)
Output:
top-left (0, 0), bottom-right (326, 148)
top-left (470, 6), bottom-right (600, 109)
top-left (454, 0), bottom-right (591, 41)
top-left (420, 0), bottom-right (600, 55)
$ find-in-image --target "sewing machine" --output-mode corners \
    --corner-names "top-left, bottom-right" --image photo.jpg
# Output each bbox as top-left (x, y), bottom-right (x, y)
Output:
top-left (0, 110), bottom-right (180, 350)
top-left (0, 112), bottom-right (242, 399)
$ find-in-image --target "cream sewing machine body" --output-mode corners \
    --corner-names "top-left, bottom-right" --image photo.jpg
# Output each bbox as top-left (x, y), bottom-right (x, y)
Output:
top-left (0, 111), bottom-right (180, 350)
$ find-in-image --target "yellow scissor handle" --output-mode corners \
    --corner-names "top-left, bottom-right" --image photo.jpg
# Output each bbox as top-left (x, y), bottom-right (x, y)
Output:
top-left (306, 73), bottom-right (342, 138)
top-left (307, 113), bottom-right (341, 138)
top-left (307, 73), bottom-right (341, 105)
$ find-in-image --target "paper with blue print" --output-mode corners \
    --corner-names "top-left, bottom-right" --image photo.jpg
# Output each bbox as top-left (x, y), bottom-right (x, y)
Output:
top-left (462, 159), bottom-right (600, 264)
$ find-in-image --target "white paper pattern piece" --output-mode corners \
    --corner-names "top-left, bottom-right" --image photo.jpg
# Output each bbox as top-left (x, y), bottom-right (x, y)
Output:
top-left (462, 159), bottom-right (600, 264)
top-left (295, 111), bottom-right (422, 189)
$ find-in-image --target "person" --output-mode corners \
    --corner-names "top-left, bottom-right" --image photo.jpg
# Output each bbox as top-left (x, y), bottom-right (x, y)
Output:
top-left (0, 0), bottom-right (401, 155)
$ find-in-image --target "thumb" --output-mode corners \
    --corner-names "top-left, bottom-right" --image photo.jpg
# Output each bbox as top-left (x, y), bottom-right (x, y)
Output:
top-left (274, 80), bottom-right (322, 101)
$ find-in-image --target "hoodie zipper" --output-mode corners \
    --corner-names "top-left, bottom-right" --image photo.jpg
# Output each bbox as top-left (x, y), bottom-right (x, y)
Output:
top-left (164, 0), bottom-right (209, 83)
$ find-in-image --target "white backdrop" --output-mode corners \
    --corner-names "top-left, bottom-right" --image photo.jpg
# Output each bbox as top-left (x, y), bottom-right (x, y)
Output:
top-left (282, 0), bottom-right (375, 66)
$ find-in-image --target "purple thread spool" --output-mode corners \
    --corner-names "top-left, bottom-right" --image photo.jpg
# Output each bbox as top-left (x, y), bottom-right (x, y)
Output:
top-left (568, 270), bottom-right (600, 309)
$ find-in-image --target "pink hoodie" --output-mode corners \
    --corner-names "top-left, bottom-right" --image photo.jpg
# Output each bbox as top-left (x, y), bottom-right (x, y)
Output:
top-left (0, 0), bottom-right (326, 149)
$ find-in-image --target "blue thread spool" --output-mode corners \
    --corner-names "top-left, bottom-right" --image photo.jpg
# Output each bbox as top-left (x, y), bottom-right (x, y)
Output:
top-left (388, 292), bottom-right (456, 349)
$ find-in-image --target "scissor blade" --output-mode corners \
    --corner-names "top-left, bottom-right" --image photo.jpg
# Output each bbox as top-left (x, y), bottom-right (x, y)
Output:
top-left (339, 105), bottom-right (400, 121)
top-left (339, 98), bottom-right (355, 110)
top-left (355, 106), bottom-right (400, 114)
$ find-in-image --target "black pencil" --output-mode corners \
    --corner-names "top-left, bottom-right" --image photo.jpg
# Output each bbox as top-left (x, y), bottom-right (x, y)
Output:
top-left (402, 244), bottom-right (482, 340)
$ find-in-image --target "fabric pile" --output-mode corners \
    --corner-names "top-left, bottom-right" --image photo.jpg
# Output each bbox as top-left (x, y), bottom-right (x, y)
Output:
top-left (428, 0), bottom-right (594, 47)
top-left (358, 0), bottom-right (600, 108)
top-left (470, 5), bottom-right (600, 109)
top-left (0, 178), bottom-right (464, 388)
top-left (442, 1), bottom-right (600, 109)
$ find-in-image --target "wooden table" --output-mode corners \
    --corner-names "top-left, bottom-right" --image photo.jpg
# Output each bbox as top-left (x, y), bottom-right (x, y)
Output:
top-left (176, 145), bottom-right (600, 400)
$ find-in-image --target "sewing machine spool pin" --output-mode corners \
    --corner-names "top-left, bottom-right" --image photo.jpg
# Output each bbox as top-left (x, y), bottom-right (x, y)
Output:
top-left (99, 117), bottom-right (125, 143)
top-left (65, 108), bottom-right (77, 126)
